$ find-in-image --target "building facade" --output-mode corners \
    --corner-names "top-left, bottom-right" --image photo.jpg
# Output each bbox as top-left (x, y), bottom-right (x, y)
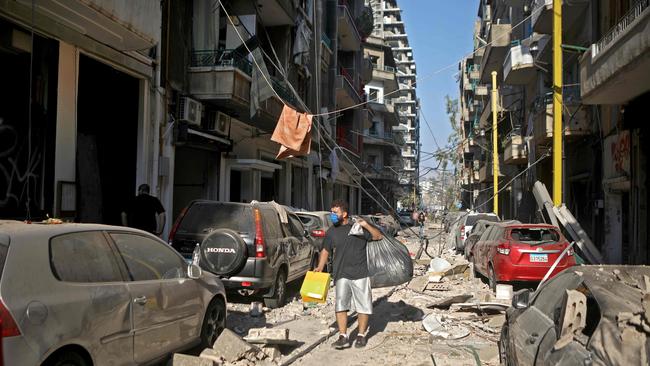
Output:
top-left (457, 0), bottom-right (650, 264)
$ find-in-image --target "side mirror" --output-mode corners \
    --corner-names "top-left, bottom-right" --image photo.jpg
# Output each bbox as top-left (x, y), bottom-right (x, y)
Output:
top-left (512, 289), bottom-right (531, 309)
top-left (187, 263), bottom-right (202, 279)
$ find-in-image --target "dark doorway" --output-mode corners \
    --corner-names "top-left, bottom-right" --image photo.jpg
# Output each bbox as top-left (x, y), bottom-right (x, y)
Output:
top-left (230, 170), bottom-right (242, 202)
top-left (260, 176), bottom-right (275, 202)
top-left (76, 55), bottom-right (139, 225)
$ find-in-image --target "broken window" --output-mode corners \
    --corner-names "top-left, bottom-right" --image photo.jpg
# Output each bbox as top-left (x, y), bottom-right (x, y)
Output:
top-left (509, 228), bottom-right (560, 244)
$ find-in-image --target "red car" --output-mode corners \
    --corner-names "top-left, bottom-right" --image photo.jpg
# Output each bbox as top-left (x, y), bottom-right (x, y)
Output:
top-left (469, 223), bottom-right (576, 290)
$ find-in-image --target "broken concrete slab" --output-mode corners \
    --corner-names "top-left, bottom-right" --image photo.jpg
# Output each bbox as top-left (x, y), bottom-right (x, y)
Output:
top-left (246, 328), bottom-right (289, 341)
top-left (262, 345), bottom-right (282, 360)
top-left (198, 349), bottom-right (221, 363)
top-left (450, 302), bottom-right (509, 313)
top-left (173, 354), bottom-right (214, 366)
top-left (427, 295), bottom-right (473, 310)
top-left (212, 328), bottom-right (261, 362)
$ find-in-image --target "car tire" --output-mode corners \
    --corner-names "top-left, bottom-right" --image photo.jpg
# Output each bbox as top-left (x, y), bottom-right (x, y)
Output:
top-left (199, 297), bottom-right (226, 348)
top-left (264, 269), bottom-right (287, 309)
top-left (488, 264), bottom-right (497, 292)
top-left (44, 350), bottom-right (89, 366)
top-left (499, 323), bottom-right (512, 366)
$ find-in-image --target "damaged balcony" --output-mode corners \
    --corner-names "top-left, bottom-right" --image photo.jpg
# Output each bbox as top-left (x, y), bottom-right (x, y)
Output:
top-left (336, 68), bottom-right (362, 108)
top-left (254, 0), bottom-right (296, 26)
top-left (504, 134), bottom-right (527, 164)
top-left (480, 23), bottom-right (512, 83)
top-left (338, 5), bottom-right (361, 51)
top-left (531, 0), bottom-right (590, 36)
top-left (188, 49), bottom-right (290, 132)
top-left (503, 44), bottom-right (535, 85)
top-left (580, 0), bottom-right (650, 104)
top-left (534, 99), bottom-right (590, 146)
top-left (372, 65), bottom-right (399, 93)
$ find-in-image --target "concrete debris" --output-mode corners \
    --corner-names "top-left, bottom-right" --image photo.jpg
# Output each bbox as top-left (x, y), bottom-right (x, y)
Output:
top-left (495, 284), bottom-right (513, 301)
top-left (246, 328), bottom-right (289, 341)
top-left (429, 258), bottom-right (452, 272)
top-left (422, 314), bottom-right (470, 340)
top-left (427, 295), bottom-right (473, 310)
top-left (261, 345), bottom-right (282, 361)
top-left (450, 302), bottom-right (509, 313)
top-left (173, 354), bottom-right (214, 366)
top-left (212, 329), bottom-right (262, 363)
top-left (425, 283), bottom-right (451, 291)
top-left (249, 302), bottom-right (263, 317)
top-left (198, 349), bottom-right (222, 363)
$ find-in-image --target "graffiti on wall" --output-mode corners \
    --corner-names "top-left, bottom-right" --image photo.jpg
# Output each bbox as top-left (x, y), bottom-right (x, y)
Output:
top-left (604, 130), bottom-right (631, 179)
top-left (0, 119), bottom-right (43, 214)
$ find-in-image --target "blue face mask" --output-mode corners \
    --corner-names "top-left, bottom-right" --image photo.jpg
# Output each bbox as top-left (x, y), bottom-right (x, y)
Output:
top-left (329, 212), bottom-right (341, 225)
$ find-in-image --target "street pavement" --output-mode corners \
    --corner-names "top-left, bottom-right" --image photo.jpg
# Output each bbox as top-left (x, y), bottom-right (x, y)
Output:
top-left (204, 223), bottom-right (502, 366)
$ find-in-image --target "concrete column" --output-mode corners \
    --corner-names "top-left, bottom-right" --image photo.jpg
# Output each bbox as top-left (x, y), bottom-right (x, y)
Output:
top-left (53, 42), bottom-right (78, 216)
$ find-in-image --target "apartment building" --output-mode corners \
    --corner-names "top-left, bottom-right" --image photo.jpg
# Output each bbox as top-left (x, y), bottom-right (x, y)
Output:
top-left (367, 0), bottom-right (419, 204)
top-left (0, 0), bottom-right (376, 234)
top-left (458, 0), bottom-right (650, 264)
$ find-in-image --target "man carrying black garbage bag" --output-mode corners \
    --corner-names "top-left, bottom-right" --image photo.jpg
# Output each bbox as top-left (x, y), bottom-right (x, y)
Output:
top-left (314, 199), bottom-right (383, 349)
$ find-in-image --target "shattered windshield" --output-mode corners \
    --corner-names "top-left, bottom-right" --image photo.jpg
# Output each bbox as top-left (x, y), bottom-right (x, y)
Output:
top-left (178, 203), bottom-right (253, 235)
top-left (510, 228), bottom-right (560, 245)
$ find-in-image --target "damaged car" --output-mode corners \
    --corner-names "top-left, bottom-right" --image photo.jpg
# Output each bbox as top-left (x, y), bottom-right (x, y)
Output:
top-left (500, 265), bottom-right (650, 366)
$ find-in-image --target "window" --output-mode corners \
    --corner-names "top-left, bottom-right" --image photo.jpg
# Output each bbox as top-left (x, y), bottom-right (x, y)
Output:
top-left (369, 121), bottom-right (380, 135)
top-left (287, 214), bottom-right (306, 237)
top-left (509, 228), bottom-right (560, 244)
top-left (368, 88), bottom-right (380, 102)
top-left (110, 233), bottom-right (186, 281)
top-left (50, 232), bottom-right (123, 283)
top-left (261, 208), bottom-right (283, 239)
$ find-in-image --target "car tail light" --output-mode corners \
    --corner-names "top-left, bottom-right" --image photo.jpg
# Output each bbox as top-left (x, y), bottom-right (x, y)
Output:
top-left (254, 208), bottom-right (266, 258)
top-left (496, 243), bottom-right (511, 255)
top-left (459, 225), bottom-right (465, 239)
top-left (168, 206), bottom-right (188, 244)
top-left (311, 230), bottom-right (326, 237)
top-left (242, 282), bottom-right (252, 287)
top-left (0, 300), bottom-right (20, 338)
top-left (567, 246), bottom-right (574, 256)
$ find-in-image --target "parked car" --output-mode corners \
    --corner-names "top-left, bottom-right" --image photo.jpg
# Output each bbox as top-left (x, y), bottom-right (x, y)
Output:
top-left (443, 211), bottom-right (464, 233)
top-left (295, 211), bottom-right (333, 250)
top-left (367, 214), bottom-right (400, 237)
top-left (500, 265), bottom-right (650, 366)
top-left (463, 219), bottom-right (515, 259)
top-left (0, 220), bottom-right (226, 366)
top-left (454, 212), bottom-right (500, 253)
top-left (169, 200), bottom-right (317, 308)
top-left (469, 223), bottom-right (576, 290)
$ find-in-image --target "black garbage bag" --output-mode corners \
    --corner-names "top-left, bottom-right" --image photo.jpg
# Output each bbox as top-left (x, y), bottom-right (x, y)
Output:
top-left (366, 235), bottom-right (413, 288)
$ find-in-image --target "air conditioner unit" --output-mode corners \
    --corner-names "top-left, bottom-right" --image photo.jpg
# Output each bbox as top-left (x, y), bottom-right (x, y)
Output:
top-left (178, 97), bottom-right (202, 126)
top-left (206, 111), bottom-right (230, 135)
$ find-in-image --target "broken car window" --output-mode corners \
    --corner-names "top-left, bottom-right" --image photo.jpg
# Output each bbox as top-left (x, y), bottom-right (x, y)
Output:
top-left (510, 228), bottom-right (560, 244)
top-left (178, 203), bottom-right (254, 235)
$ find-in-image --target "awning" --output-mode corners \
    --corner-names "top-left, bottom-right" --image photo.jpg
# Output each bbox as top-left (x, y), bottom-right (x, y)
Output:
top-left (227, 159), bottom-right (282, 173)
top-left (175, 124), bottom-right (232, 151)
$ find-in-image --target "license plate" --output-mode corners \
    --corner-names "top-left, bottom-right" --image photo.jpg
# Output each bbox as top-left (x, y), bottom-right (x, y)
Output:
top-left (530, 253), bottom-right (548, 262)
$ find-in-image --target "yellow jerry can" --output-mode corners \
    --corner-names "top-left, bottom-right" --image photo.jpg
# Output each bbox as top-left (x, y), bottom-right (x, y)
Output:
top-left (300, 271), bottom-right (331, 303)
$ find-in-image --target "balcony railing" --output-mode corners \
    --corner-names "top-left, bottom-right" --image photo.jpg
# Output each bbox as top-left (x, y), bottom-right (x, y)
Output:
top-left (373, 64), bottom-right (396, 73)
top-left (191, 49), bottom-right (252, 76)
top-left (592, 0), bottom-right (649, 58)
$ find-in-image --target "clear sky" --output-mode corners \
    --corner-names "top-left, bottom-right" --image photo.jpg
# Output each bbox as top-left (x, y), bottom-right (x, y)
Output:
top-left (399, 0), bottom-right (480, 178)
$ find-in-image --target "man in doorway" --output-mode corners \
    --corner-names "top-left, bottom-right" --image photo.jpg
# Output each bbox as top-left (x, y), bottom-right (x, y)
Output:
top-left (121, 184), bottom-right (166, 236)
top-left (315, 199), bottom-right (383, 349)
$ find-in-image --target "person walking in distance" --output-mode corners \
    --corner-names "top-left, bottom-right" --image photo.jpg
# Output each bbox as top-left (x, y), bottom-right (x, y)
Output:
top-left (315, 199), bottom-right (383, 349)
top-left (121, 184), bottom-right (166, 236)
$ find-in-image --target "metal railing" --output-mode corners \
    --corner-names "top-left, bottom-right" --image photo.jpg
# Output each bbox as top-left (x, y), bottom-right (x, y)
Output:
top-left (271, 77), bottom-right (298, 108)
top-left (372, 64), bottom-right (395, 73)
top-left (191, 49), bottom-right (252, 76)
top-left (592, 0), bottom-right (649, 58)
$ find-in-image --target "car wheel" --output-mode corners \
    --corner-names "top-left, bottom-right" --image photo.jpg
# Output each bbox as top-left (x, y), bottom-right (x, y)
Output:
top-left (44, 350), bottom-right (89, 366)
top-left (488, 264), bottom-right (497, 291)
top-left (200, 297), bottom-right (226, 348)
top-left (499, 323), bottom-right (512, 366)
top-left (264, 269), bottom-right (287, 309)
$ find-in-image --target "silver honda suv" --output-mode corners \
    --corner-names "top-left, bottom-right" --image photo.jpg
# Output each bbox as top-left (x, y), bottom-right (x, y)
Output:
top-left (0, 220), bottom-right (227, 366)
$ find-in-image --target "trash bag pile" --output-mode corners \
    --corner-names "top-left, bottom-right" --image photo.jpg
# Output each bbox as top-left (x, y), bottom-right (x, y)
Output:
top-left (367, 235), bottom-right (413, 288)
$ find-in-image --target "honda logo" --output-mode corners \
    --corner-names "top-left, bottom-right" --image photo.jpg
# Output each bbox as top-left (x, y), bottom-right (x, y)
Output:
top-left (206, 248), bottom-right (236, 254)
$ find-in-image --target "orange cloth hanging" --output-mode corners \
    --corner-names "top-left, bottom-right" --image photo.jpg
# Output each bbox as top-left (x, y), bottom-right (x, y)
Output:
top-left (271, 104), bottom-right (313, 159)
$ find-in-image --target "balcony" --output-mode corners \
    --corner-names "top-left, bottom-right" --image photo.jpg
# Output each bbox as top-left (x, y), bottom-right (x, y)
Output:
top-left (372, 65), bottom-right (399, 93)
top-left (383, 5), bottom-right (401, 12)
top-left (504, 135), bottom-right (527, 164)
top-left (321, 33), bottom-right (333, 70)
top-left (532, 0), bottom-right (590, 38)
top-left (361, 58), bottom-right (374, 84)
top-left (475, 85), bottom-right (488, 96)
top-left (364, 131), bottom-right (398, 147)
top-left (468, 65), bottom-right (480, 81)
top-left (580, 0), bottom-right (650, 104)
top-left (479, 23), bottom-right (512, 83)
top-left (255, 0), bottom-right (296, 26)
top-left (479, 95), bottom-right (503, 129)
top-left (479, 164), bottom-right (492, 183)
top-left (188, 49), bottom-right (286, 132)
top-left (336, 70), bottom-right (361, 108)
top-left (503, 44), bottom-right (535, 85)
top-left (534, 101), bottom-right (590, 145)
top-left (338, 5), bottom-right (362, 51)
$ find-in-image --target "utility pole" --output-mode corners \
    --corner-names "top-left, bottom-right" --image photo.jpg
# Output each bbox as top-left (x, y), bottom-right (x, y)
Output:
top-left (491, 71), bottom-right (499, 216)
top-left (552, 0), bottom-right (563, 206)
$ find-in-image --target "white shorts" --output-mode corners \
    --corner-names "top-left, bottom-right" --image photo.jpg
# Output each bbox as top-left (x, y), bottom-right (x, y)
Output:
top-left (335, 277), bottom-right (373, 314)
